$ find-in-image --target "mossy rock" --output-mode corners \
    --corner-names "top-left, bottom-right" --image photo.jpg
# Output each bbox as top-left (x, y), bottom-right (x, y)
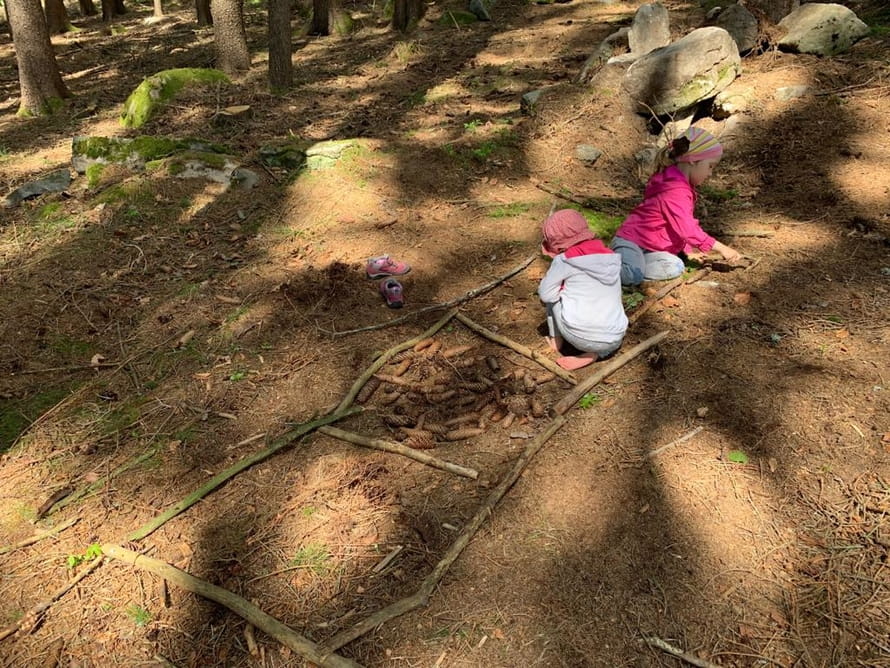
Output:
top-left (120, 68), bottom-right (231, 129)
top-left (71, 136), bottom-right (231, 174)
top-left (259, 142), bottom-right (309, 170)
top-left (305, 139), bottom-right (359, 170)
top-left (165, 151), bottom-right (240, 183)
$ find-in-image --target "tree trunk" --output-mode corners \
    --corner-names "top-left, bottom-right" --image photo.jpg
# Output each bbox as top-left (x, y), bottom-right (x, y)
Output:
top-left (44, 0), bottom-right (73, 34)
top-left (392, 0), bottom-right (422, 33)
top-left (195, 0), bottom-right (212, 25)
top-left (744, 0), bottom-right (799, 24)
top-left (113, 0), bottom-right (126, 15)
top-left (6, 0), bottom-right (69, 116)
top-left (267, 0), bottom-right (292, 90)
top-left (153, 0), bottom-right (163, 17)
top-left (309, 0), bottom-right (329, 35)
top-left (4, 1), bottom-right (13, 38)
top-left (211, 0), bottom-right (250, 74)
top-left (78, 0), bottom-right (98, 16)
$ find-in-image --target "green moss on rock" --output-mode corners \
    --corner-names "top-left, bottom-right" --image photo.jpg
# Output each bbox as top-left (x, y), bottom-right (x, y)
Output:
top-left (120, 68), bottom-right (230, 129)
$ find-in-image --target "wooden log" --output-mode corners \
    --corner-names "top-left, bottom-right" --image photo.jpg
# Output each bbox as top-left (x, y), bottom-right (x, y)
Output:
top-left (453, 312), bottom-right (577, 385)
top-left (330, 255), bottom-right (536, 337)
top-left (322, 416), bottom-right (567, 653)
top-left (317, 426), bottom-right (478, 479)
top-left (551, 331), bottom-right (670, 416)
top-left (101, 545), bottom-right (362, 668)
top-left (335, 310), bottom-right (456, 414)
top-left (126, 407), bottom-right (361, 542)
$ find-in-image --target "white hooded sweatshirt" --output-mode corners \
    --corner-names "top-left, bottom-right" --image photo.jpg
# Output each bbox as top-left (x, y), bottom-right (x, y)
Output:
top-left (538, 250), bottom-right (628, 345)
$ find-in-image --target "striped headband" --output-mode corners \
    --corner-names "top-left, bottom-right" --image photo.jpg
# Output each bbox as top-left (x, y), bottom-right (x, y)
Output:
top-left (674, 127), bottom-right (723, 163)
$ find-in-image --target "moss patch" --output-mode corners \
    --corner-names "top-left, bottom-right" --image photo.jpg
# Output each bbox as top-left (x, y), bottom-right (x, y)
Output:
top-left (120, 68), bottom-right (230, 129)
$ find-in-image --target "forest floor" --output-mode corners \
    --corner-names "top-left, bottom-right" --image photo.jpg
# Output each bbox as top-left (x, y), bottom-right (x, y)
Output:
top-left (1, 0), bottom-right (889, 666)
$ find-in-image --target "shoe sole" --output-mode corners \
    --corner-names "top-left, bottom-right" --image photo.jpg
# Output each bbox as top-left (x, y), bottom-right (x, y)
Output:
top-left (367, 269), bottom-right (411, 279)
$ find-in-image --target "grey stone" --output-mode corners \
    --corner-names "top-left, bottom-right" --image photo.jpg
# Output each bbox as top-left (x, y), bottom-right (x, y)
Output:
top-left (774, 84), bottom-right (810, 100)
top-left (468, 0), bottom-right (493, 21)
top-left (715, 4), bottom-right (759, 53)
top-left (778, 3), bottom-right (870, 56)
top-left (578, 27), bottom-right (630, 82)
top-left (574, 144), bottom-right (603, 164)
top-left (259, 143), bottom-right (307, 170)
top-left (713, 84), bottom-right (754, 116)
top-left (231, 168), bottom-right (260, 189)
top-left (623, 26), bottom-right (741, 115)
top-left (3, 169), bottom-right (72, 208)
top-left (628, 3), bottom-right (671, 56)
top-left (520, 90), bottom-right (543, 116)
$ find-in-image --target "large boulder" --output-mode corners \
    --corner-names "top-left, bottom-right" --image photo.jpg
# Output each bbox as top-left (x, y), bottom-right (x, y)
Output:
top-left (120, 68), bottom-right (230, 129)
top-left (714, 3), bottom-right (759, 54)
top-left (777, 3), bottom-right (870, 56)
top-left (623, 26), bottom-right (741, 116)
top-left (628, 3), bottom-right (671, 56)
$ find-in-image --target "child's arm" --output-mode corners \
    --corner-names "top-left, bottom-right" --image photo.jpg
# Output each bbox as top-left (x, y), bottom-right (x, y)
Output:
top-left (538, 258), bottom-right (568, 303)
top-left (712, 240), bottom-right (741, 262)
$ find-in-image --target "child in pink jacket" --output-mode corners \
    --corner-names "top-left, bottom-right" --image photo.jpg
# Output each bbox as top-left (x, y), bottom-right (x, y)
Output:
top-left (611, 127), bottom-right (741, 286)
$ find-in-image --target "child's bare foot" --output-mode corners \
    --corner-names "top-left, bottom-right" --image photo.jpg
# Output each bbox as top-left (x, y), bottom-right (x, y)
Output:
top-left (557, 353), bottom-right (597, 371)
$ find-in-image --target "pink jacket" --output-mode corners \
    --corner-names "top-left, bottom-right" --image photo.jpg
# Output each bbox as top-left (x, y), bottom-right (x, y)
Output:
top-left (613, 165), bottom-right (715, 254)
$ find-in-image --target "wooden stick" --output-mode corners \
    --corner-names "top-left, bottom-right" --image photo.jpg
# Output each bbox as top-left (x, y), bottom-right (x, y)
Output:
top-left (453, 312), bottom-right (577, 385)
top-left (533, 181), bottom-right (639, 214)
top-left (551, 331), bottom-right (670, 415)
top-left (334, 310), bottom-right (456, 414)
top-left (0, 556), bottom-right (105, 642)
top-left (126, 407), bottom-right (361, 542)
top-left (322, 416), bottom-right (567, 653)
top-left (101, 545), bottom-right (362, 668)
top-left (329, 255), bottom-right (536, 337)
top-left (647, 426), bottom-right (704, 458)
top-left (628, 275), bottom-right (687, 324)
top-left (718, 229), bottom-right (774, 237)
top-left (0, 517), bottom-right (79, 556)
top-left (48, 445), bottom-right (161, 515)
top-left (318, 426), bottom-right (478, 479)
top-left (641, 635), bottom-right (723, 668)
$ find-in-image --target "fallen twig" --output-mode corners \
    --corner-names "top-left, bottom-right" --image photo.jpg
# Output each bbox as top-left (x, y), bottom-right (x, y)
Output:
top-left (328, 255), bottom-right (536, 337)
top-left (641, 635), bottom-right (723, 668)
top-left (322, 416), bottom-right (567, 653)
top-left (102, 545), bottom-right (361, 668)
top-left (647, 426), bottom-right (704, 458)
top-left (453, 312), bottom-right (577, 385)
top-left (318, 426), bottom-right (478, 479)
top-left (628, 275), bottom-right (687, 325)
top-left (335, 310), bottom-right (456, 413)
top-left (0, 517), bottom-right (79, 556)
top-left (551, 331), bottom-right (670, 415)
top-left (0, 556), bottom-right (105, 642)
top-left (126, 407), bottom-right (361, 542)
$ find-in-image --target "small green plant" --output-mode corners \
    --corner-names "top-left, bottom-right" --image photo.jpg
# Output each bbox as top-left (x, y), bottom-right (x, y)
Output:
top-left (463, 119), bottom-right (483, 132)
top-left (300, 505), bottom-right (317, 517)
top-left (727, 450), bottom-right (749, 464)
top-left (471, 140), bottom-right (497, 162)
top-left (442, 143), bottom-right (458, 159)
top-left (699, 185), bottom-right (739, 201)
top-left (622, 291), bottom-right (645, 309)
top-left (67, 543), bottom-right (102, 568)
top-left (487, 202), bottom-right (530, 218)
top-left (578, 393), bottom-right (601, 409)
top-left (125, 604), bottom-right (152, 627)
top-left (228, 371), bottom-right (246, 382)
top-left (290, 542), bottom-right (332, 573)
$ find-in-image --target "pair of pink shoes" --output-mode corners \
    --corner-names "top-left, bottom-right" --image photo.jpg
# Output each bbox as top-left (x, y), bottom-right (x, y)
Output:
top-left (366, 255), bottom-right (410, 309)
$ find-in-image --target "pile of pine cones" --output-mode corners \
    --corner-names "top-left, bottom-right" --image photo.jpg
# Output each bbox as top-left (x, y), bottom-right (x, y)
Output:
top-left (356, 337), bottom-right (556, 449)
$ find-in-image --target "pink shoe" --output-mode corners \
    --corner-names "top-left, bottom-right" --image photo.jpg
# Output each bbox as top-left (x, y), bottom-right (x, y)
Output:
top-left (379, 278), bottom-right (404, 309)
top-left (366, 255), bottom-right (411, 279)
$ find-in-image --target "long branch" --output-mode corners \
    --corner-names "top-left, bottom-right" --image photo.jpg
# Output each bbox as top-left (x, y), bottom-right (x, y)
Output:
top-left (322, 416), bottom-right (567, 652)
top-left (101, 545), bottom-right (362, 668)
top-left (318, 426), bottom-right (478, 479)
top-left (126, 407), bottom-right (360, 542)
top-left (551, 331), bottom-right (670, 415)
top-left (0, 517), bottom-right (79, 556)
top-left (329, 254), bottom-right (536, 337)
top-left (452, 312), bottom-right (577, 384)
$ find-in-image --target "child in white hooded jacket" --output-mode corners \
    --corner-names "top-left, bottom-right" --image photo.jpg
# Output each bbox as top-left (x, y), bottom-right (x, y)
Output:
top-left (538, 209), bottom-right (628, 370)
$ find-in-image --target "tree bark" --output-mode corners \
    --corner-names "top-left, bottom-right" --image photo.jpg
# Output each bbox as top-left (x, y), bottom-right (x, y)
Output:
top-left (211, 0), bottom-right (250, 74)
top-left (44, 0), bottom-right (73, 34)
top-left (113, 0), bottom-right (126, 15)
top-left (78, 0), bottom-right (98, 16)
top-left (196, 0), bottom-right (212, 25)
top-left (391, 0), bottom-right (422, 33)
top-left (309, 0), bottom-right (329, 35)
top-left (267, 0), bottom-right (292, 90)
top-left (6, 0), bottom-right (69, 116)
top-left (153, 0), bottom-right (163, 18)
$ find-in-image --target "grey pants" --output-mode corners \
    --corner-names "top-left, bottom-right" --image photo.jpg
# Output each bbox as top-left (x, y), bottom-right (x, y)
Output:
top-left (610, 236), bottom-right (685, 286)
top-left (548, 303), bottom-right (623, 358)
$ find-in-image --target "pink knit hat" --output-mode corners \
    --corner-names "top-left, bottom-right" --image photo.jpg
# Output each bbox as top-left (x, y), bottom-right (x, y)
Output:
top-left (673, 126), bottom-right (723, 163)
top-left (541, 209), bottom-right (595, 257)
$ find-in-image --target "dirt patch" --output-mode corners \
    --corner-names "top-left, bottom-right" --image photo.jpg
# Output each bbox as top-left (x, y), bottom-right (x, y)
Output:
top-left (1, 0), bottom-right (889, 666)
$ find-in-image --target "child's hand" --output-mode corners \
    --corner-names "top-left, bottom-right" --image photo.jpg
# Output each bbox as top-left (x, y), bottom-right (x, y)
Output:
top-left (713, 241), bottom-right (742, 263)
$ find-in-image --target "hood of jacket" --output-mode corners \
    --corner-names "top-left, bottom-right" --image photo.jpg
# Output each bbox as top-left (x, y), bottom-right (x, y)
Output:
top-left (562, 250), bottom-right (622, 286)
